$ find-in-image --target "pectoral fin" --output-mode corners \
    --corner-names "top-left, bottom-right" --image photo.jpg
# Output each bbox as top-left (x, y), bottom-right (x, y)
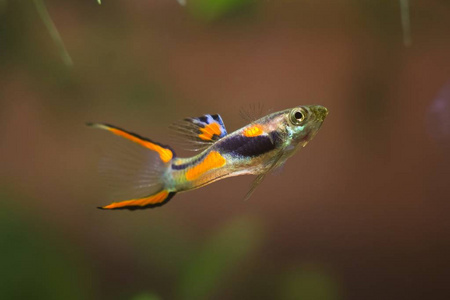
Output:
top-left (243, 150), bottom-right (285, 201)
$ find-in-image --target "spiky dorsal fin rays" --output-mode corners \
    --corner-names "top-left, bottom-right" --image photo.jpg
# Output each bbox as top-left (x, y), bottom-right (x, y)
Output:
top-left (239, 103), bottom-right (267, 123)
top-left (169, 114), bottom-right (228, 152)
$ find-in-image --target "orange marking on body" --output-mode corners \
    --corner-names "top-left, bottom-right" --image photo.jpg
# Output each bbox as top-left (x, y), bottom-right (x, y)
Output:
top-left (101, 190), bottom-right (169, 209)
top-left (107, 127), bottom-right (173, 162)
top-left (243, 125), bottom-right (264, 137)
top-left (185, 151), bottom-right (226, 181)
top-left (198, 122), bottom-right (222, 141)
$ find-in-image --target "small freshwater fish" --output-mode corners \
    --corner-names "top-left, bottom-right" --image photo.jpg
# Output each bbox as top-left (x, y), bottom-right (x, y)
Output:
top-left (89, 105), bottom-right (328, 210)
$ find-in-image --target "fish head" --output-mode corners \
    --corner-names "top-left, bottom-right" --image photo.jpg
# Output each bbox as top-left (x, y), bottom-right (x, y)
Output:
top-left (282, 104), bottom-right (328, 151)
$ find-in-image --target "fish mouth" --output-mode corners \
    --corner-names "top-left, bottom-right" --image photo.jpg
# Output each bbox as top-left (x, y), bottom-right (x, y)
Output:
top-left (311, 105), bottom-right (328, 122)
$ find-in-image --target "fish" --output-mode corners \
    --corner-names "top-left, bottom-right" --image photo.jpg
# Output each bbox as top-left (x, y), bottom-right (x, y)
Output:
top-left (88, 105), bottom-right (328, 210)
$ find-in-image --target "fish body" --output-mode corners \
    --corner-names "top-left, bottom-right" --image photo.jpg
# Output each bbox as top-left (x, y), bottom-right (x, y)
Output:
top-left (89, 105), bottom-right (328, 210)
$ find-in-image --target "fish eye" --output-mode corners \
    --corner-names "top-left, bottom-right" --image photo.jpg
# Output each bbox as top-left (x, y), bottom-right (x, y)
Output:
top-left (294, 111), bottom-right (303, 120)
top-left (289, 108), bottom-right (307, 125)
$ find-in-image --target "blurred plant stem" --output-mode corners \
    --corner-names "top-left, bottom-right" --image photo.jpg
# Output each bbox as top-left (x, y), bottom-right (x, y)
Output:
top-left (399, 0), bottom-right (411, 46)
top-left (32, 0), bottom-right (73, 66)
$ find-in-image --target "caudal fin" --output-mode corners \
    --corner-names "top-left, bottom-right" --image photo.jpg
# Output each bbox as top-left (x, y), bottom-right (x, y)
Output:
top-left (87, 123), bottom-right (174, 162)
top-left (88, 123), bottom-right (177, 210)
top-left (98, 190), bottom-right (176, 210)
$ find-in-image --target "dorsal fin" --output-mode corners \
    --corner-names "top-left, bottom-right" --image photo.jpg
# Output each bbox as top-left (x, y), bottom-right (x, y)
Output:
top-left (239, 103), bottom-right (266, 123)
top-left (169, 114), bottom-right (228, 151)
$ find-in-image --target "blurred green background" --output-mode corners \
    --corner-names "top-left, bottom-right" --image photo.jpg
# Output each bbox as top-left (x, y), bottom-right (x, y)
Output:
top-left (1, 0), bottom-right (450, 299)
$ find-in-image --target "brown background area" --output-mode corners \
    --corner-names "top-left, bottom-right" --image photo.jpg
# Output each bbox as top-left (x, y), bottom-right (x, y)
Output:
top-left (1, 1), bottom-right (449, 299)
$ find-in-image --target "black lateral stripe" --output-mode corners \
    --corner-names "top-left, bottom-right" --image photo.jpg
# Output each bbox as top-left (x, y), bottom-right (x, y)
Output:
top-left (269, 131), bottom-right (283, 145)
top-left (97, 192), bottom-right (177, 211)
top-left (100, 123), bottom-right (176, 157)
top-left (171, 152), bottom-right (209, 170)
top-left (217, 131), bottom-right (281, 157)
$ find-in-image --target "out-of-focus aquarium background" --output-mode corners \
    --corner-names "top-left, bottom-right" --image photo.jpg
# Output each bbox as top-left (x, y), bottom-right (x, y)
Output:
top-left (1, 0), bottom-right (450, 299)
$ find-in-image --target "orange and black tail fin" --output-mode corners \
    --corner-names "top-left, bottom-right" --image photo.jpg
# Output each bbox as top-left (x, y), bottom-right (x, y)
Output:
top-left (88, 123), bottom-right (176, 210)
top-left (98, 190), bottom-right (176, 210)
top-left (87, 123), bottom-right (175, 163)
